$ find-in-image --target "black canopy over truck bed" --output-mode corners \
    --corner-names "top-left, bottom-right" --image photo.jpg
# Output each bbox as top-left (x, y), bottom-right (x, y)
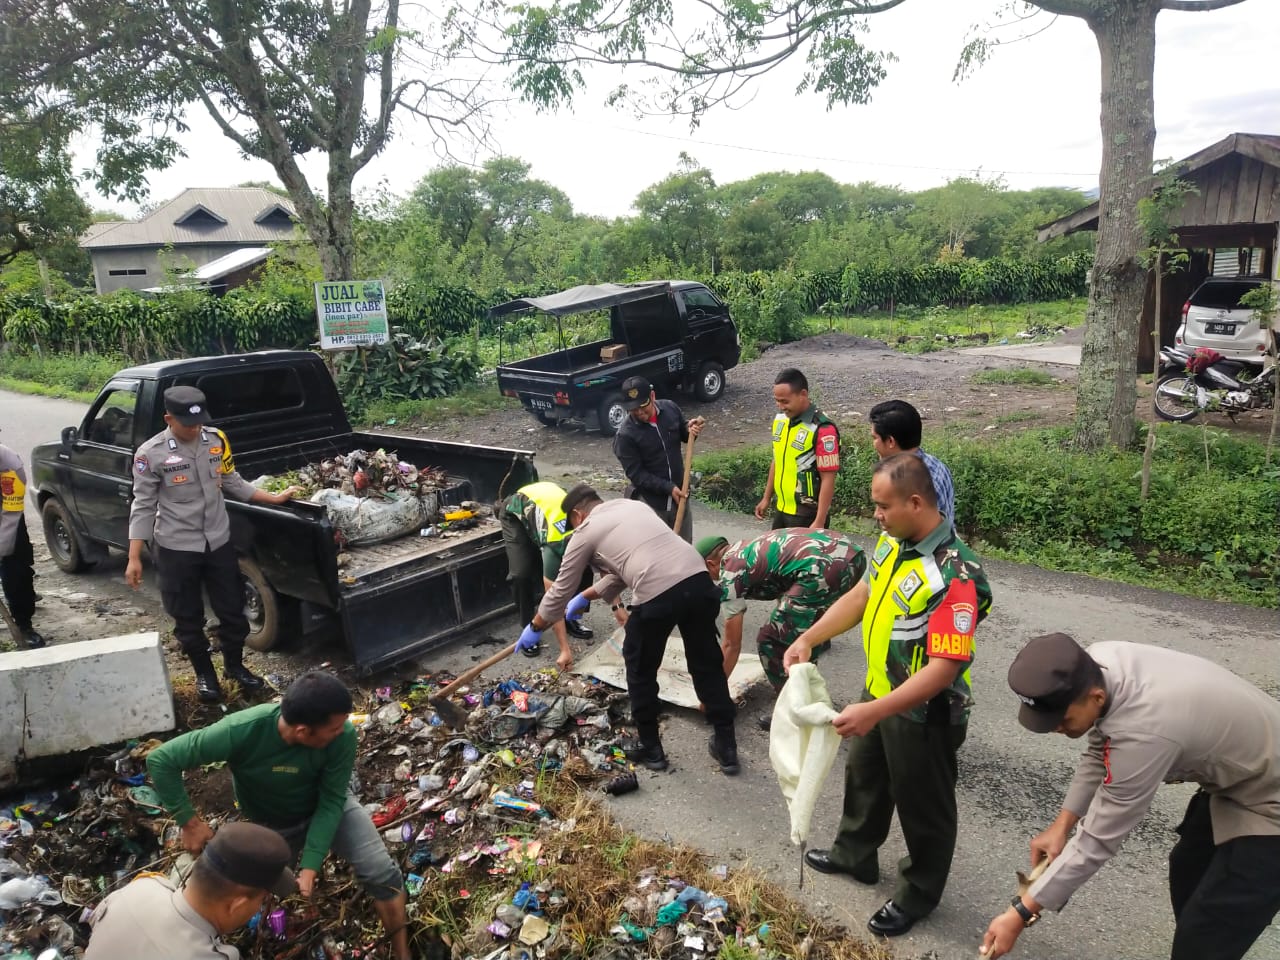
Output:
top-left (492, 280), bottom-right (740, 435)
top-left (28, 350), bottom-right (537, 671)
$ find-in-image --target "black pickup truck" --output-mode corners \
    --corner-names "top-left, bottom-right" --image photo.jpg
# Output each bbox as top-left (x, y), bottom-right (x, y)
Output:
top-left (492, 280), bottom-right (741, 435)
top-left (27, 350), bottom-right (537, 672)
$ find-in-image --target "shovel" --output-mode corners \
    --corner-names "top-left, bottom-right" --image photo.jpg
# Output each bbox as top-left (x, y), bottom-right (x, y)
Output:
top-left (672, 422), bottom-right (700, 535)
top-left (0, 595), bottom-right (22, 646)
top-left (429, 640), bottom-right (520, 731)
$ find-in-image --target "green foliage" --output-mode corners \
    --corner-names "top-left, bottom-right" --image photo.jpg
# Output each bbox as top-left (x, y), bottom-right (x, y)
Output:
top-left (0, 351), bottom-right (128, 398)
top-left (971, 368), bottom-right (1058, 387)
top-left (334, 332), bottom-right (481, 420)
top-left (695, 425), bottom-right (1278, 607)
top-left (359, 381), bottom-right (521, 430)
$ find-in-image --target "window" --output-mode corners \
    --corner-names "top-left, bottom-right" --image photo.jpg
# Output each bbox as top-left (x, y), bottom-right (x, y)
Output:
top-left (681, 288), bottom-right (722, 309)
top-left (86, 385), bottom-right (139, 447)
top-left (1190, 279), bottom-right (1263, 310)
top-left (191, 367), bottom-right (305, 419)
top-left (107, 268), bottom-right (148, 277)
top-left (174, 204), bottom-right (228, 227)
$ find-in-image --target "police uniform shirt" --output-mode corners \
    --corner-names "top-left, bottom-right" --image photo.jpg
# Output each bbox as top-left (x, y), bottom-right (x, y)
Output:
top-left (85, 875), bottom-right (240, 960)
top-left (1030, 640), bottom-right (1280, 912)
top-left (129, 427), bottom-right (258, 551)
top-left (0, 442), bottom-right (27, 557)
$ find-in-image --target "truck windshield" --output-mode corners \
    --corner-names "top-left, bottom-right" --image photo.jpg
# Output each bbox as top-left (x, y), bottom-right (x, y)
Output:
top-left (189, 367), bottom-right (305, 419)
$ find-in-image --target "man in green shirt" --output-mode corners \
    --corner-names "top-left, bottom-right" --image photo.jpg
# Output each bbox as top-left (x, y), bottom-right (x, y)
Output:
top-left (147, 672), bottom-right (412, 960)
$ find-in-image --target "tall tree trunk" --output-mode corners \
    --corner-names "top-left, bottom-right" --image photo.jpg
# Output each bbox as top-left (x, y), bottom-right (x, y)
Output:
top-left (1072, 1), bottom-right (1159, 451)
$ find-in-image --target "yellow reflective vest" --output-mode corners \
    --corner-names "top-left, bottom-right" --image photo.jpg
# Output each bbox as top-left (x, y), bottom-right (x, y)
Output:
top-left (519, 481), bottom-right (569, 545)
top-left (770, 409), bottom-right (838, 514)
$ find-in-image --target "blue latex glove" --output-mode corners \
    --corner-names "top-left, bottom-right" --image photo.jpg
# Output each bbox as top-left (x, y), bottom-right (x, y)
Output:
top-left (516, 623), bottom-right (543, 652)
top-left (565, 593), bottom-right (591, 621)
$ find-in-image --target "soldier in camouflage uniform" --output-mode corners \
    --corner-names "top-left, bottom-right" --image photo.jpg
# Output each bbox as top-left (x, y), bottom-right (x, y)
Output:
top-left (696, 528), bottom-right (866, 696)
top-left (783, 453), bottom-right (992, 939)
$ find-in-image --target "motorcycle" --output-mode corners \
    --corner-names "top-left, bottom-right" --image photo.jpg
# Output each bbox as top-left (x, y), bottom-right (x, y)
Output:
top-left (1153, 345), bottom-right (1276, 423)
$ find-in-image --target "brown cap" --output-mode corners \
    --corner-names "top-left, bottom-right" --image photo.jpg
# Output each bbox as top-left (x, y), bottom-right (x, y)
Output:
top-left (202, 822), bottom-right (297, 897)
top-left (620, 376), bottom-right (652, 411)
top-left (163, 386), bottom-right (213, 426)
top-left (1007, 633), bottom-right (1096, 734)
top-left (559, 483), bottom-right (600, 527)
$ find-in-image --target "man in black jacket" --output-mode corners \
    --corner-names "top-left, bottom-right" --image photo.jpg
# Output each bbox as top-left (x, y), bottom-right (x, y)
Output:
top-left (612, 376), bottom-right (703, 542)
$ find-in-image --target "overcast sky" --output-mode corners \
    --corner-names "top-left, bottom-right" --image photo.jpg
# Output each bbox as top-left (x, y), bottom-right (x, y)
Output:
top-left (77, 0), bottom-right (1280, 220)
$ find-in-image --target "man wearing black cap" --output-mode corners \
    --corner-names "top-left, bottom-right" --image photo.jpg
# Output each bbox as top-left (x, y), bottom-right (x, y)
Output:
top-left (981, 634), bottom-right (1280, 960)
top-left (613, 375), bottom-right (703, 542)
top-left (128, 386), bottom-right (298, 702)
top-left (85, 821), bottom-right (296, 960)
top-left (518, 483), bottom-right (740, 774)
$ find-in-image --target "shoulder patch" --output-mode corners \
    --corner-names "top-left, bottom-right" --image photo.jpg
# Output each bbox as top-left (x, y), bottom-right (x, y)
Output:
top-left (134, 456), bottom-right (149, 474)
top-left (873, 539), bottom-right (893, 564)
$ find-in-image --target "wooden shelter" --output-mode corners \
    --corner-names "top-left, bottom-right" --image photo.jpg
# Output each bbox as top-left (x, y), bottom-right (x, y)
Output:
top-left (1038, 132), bottom-right (1280, 367)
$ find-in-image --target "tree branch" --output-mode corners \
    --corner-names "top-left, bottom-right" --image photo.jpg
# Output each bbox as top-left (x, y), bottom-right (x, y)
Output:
top-left (1025, 0), bottom-right (1100, 15)
top-left (1161, 0), bottom-right (1248, 9)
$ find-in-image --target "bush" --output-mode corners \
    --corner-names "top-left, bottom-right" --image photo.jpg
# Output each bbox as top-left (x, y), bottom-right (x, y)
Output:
top-left (0, 351), bottom-right (129, 394)
top-left (335, 332), bottom-right (481, 420)
top-left (694, 424), bottom-right (1279, 607)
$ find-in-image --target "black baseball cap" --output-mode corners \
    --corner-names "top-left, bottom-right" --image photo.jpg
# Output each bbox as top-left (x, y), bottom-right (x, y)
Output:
top-left (620, 376), bottom-right (652, 411)
top-left (202, 822), bottom-right (297, 897)
top-left (1007, 633), bottom-right (1098, 734)
top-left (559, 483), bottom-right (600, 527)
top-left (164, 386), bottom-right (213, 426)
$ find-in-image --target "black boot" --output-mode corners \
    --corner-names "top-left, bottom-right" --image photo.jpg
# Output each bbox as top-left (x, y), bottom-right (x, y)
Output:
top-left (623, 739), bottom-right (669, 771)
top-left (709, 729), bottom-right (740, 776)
top-left (565, 619), bottom-right (594, 640)
top-left (188, 649), bottom-right (223, 703)
top-left (18, 625), bottom-right (46, 649)
top-left (222, 647), bottom-right (265, 691)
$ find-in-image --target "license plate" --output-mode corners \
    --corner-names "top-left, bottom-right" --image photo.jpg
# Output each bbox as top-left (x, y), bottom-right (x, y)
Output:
top-left (528, 397), bottom-right (553, 411)
top-left (1205, 322), bottom-right (1235, 335)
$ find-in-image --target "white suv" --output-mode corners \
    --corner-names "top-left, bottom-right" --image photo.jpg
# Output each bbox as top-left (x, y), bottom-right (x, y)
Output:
top-left (1174, 276), bottom-right (1278, 363)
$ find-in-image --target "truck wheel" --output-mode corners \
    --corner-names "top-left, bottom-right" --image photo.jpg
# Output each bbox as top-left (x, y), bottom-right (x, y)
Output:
top-left (694, 361), bottom-right (726, 402)
top-left (42, 498), bottom-right (96, 573)
top-left (597, 393), bottom-right (628, 436)
top-left (239, 556), bottom-right (281, 652)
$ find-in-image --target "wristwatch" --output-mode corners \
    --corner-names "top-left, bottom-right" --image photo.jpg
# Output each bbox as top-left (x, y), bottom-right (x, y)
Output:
top-left (1010, 896), bottom-right (1040, 927)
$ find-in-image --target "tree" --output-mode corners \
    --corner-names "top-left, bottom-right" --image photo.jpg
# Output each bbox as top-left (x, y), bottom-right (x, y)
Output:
top-left (501, 0), bottom-right (1251, 449)
top-left (0, 106), bottom-right (90, 270)
top-left (632, 154), bottom-right (722, 271)
top-left (7, 1), bottom-right (501, 280)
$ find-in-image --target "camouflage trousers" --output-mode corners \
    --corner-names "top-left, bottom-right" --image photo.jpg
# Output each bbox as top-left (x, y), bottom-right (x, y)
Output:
top-left (756, 599), bottom-right (832, 692)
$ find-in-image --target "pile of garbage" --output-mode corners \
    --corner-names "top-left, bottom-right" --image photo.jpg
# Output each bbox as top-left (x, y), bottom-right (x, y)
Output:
top-left (0, 669), bottom-right (884, 960)
top-left (253, 449), bottom-right (485, 546)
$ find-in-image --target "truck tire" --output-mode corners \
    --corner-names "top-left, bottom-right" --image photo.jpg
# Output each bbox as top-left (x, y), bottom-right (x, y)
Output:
top-left (42, 498), bottom-right (96, 573)
top-left (239, 556), bottom-right (281, 652)
top-left (597, 393), bottom-right (628, 437)
top-left (694, 361), bottom-right (726, 402)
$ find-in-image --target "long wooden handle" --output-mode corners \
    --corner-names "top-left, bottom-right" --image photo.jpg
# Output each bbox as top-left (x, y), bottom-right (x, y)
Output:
top-left (433, 641), bottom-right (520, 699)
top-left (0, 595), bottom-right (21, 645)
top-left (673, 430), bottom-right (697, 534)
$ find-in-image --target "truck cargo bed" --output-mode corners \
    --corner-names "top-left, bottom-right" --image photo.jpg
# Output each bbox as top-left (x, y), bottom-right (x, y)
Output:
top-left (340, 519), bottom-right (499, 583)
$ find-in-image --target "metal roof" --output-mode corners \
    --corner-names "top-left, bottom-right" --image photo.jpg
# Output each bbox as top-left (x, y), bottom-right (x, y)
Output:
top-left (81, 187), bottom-right (299, 249)
top-left (140, 247), bottom-right (273, 293)
top-left (489, 282), bottom-right (672, 318)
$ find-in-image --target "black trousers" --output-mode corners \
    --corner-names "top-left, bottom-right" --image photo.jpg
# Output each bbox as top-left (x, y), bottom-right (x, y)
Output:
top-left (1168, 790), bottom-right (1280, 960)
top-left (622, 572), bottom-right (735, 741)
top-left (0, 514), bottom-right (36, 628)
top-left (827, 696), bottom-right (966, 918)
top-left (771, 506), bottom-right (817, 529)
top-left (155, 541), bottom-right (248, 658)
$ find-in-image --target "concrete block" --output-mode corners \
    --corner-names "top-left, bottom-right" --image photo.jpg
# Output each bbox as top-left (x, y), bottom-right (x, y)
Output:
top-left (0, 631), bottom-right (175, 787)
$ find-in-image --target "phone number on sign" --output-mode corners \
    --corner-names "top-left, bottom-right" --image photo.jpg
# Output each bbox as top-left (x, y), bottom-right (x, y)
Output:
top-left (327, 333), bottom-right (385, 345)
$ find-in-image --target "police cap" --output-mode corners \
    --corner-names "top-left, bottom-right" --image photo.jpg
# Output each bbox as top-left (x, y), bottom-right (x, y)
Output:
top-left (164, 386), bottom-right (213, 426)
top-left (202, 822), bottom-right (297, 897)
top-left (1007, 632), bottom-right (1097, 734)
top-left (620, 376), bottom-right (652, 411)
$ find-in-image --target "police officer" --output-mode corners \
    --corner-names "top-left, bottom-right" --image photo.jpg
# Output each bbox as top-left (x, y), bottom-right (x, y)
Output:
top-left (85, 821), bottom-right (297, 960)
top-left (499, 479), bottom-right (592, 669)
top-left (784, 453), bottom-right (992, 937)
top-left (981, 634), bottom-right (1280, 960)
top-left (127, 387), bottom-right (297, 702)
top-left (613, 376), bottom-right (704, 542)
top-left (1, 439), bottom-right (46, 648)
top-left (755, 368), bottom-right (840, 530)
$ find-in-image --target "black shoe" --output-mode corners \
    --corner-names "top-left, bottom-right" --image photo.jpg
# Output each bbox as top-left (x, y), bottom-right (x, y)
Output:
top-left (520, 641), bottom-right (543, 659)
top-left (804, 849), bottom-right (879, 884)
top-left (565, 619), bottom-right (594, 640)
top-left (867, 900), bottom-right (916, 938)
top-left (19, 627), bottom-right (46, 649)
top-left (225, 664), bottom-right (265, 690)
top-left (708, 734), bottom-right (740, 776)
top-left (756, 715), bottom-right (772, 732)
top-left (195, 673), bottom-right (224, 703)
top-left (623, 740), bottom-right (669, 771)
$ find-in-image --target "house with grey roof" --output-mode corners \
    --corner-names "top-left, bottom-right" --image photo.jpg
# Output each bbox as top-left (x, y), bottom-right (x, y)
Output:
top-left (81, 187), bottom-right (301, 294)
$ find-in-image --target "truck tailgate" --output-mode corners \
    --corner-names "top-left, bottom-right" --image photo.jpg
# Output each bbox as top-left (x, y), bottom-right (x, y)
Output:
top-left (336, 519), bottom-right (513, 671)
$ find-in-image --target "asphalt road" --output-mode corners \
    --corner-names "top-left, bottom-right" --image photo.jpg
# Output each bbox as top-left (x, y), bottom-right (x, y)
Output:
top-left (4, 388), bottom-right (1278, 960)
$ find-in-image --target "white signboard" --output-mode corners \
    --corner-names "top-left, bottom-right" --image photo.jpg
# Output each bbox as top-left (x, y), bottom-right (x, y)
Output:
top-left (315, 279), bottom-right (389, 350)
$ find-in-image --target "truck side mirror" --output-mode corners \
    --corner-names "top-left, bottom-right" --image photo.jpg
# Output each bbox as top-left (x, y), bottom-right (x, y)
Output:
top-left (61, 426), bottom-right (78, 448)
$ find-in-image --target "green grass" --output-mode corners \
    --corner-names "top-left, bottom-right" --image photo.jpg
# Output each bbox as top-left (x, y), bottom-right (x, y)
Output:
top-left (993, 410), bottom-right (1042, 424)
top-left (971, 368), bottom-right (1060, 387)
top-left (359, 379), bottom-right (520, 429)
top-left (811, 298), bottom-right (1086, 354)
top-left (0, 351), bottom-right (127, 401)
